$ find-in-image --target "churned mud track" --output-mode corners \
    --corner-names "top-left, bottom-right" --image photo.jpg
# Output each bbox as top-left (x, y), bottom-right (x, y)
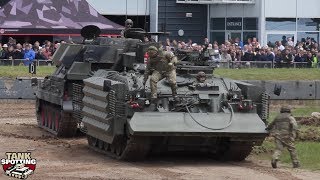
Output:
top-left (0, 100), bottom-right (319, 180)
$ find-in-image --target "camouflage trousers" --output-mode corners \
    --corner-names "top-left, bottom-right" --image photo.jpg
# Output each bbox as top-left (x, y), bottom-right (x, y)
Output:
top-left (272, 137), bottom-right (299, 165)
top-left (150, 70), bottom-right (177, 99)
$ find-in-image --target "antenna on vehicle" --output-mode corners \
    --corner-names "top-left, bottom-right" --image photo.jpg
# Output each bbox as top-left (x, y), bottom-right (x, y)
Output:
top-left (144, 0), bottom-right (148, 30)
top-left (136, 0), bottom-right (139, 27)
top-left (125, 0), bottom-right (128, 20)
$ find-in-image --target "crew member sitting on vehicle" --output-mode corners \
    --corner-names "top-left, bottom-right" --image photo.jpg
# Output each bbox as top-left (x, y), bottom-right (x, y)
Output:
top-left (143, 46), bottom-right (178, 101)
top-left (121, 19), bottom-right (133, 38)
top-left (189, 71), bottom-right (208, 90)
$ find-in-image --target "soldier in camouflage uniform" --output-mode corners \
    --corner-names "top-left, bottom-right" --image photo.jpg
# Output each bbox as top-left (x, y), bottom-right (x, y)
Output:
top-left (120, 19), bottom-right (133, 38)
top-left (143, 46), bottom-right (178, 100)
top-left (266, 106), bottom-right (300, 168)
top-left (196, 71), bottom-right (206, 83)
top-left (189, 71), bottom-right (207, 90)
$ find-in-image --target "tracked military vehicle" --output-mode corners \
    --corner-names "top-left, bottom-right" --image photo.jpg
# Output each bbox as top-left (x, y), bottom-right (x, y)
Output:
top-left (81, 65), bottom-right (269, 161)
top-left (35, 26), bottom-right (159, 137)
top-left (36, 25), bottom-right (269, 161)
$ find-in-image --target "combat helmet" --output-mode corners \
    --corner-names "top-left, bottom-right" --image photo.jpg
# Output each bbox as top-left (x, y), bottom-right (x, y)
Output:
top-left (147, 46), bottom-right (158, 52)
top-left (125, 19), bottom-right (133, 27)
top-left (197, 71), bottom-right (206, 79)
top-left (280, 105), bottom-right (292, 113)
top-left (196, 71), bottom-right (206, 83)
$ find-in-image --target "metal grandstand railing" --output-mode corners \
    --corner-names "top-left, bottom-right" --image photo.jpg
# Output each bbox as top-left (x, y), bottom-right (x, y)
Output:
top-left (176, 0), bottom-right (255, 4)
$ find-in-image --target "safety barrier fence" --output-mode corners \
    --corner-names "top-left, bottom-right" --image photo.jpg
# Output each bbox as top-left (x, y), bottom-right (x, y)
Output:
top-left (0, 78), bottom-right (319, 100)
top-left (210, 61), bottom-right (318, 69)
top-left (0, 59), bottom-right (52, 66)
top-left (0, 59), bottom-right (318, 69)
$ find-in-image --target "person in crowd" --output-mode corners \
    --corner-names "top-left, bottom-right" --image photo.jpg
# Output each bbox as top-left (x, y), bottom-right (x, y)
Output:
top-left (277, 41), bottom-right (285, 51)
top-left (287, 37), bottom-right (294, 47)
top-left (33, 41), bottom-right (41, 52)
top-left (209, 44), bottom-right (221, 67)
top-left (266, 48), bottom-right (275, 61)
top-left (204, 38), bottom-right (210, 45)
top-left (23, 43), bottom-right (35, 66)
top-left (4, 45), bottom-right (15, 59)
top-left (305, 51), bottom-right (313, 68)
top-left (281, 36), bottom-right (287, 47)
top-left (282, 49), bottom-right (294, 68)
top-left (13, 43), bottom-right (24, 60)
top-left (221, 48), bottom-right (232, 68)
top-left (274, 49), bottom-right (283, 68)
top-left (252, 37), bottom-right (261, 48)
top-left (242, 46), bottom-right (254, 61)
top-left (294, 49), bottom-right (304, 68)
top-left (0, 43), bottom-right (4, 58)
top-left (7, 37), bottom-right (16, 47)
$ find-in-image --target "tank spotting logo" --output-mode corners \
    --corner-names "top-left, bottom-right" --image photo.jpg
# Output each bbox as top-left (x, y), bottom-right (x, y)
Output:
top-left (1, 152), bottom-right (36, 179)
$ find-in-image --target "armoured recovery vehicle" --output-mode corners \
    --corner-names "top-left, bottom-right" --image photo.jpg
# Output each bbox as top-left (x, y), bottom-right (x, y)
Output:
top-left (81, 65), bottom-right (269, 161)
top-left (35, 26), bottom-right (269, 161)
top-left (34, 26), bottom-right (159, 137)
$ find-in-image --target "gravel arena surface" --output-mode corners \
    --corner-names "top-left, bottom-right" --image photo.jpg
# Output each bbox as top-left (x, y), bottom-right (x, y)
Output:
top-left (0, 100), bottom-right (320, 180)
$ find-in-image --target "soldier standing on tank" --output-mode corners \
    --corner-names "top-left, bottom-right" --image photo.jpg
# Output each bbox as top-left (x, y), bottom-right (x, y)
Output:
top-left (266, 106), bottom-right (300, 168)
top-left (121, 19), bottom-right (133, 38)
top-left (143, 46), bottom-right (178, 101)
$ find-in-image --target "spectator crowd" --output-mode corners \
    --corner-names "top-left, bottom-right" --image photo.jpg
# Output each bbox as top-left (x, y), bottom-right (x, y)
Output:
top-left (161, 36), bottom-right (320, 68)
top-left (0, 37), bottom-right (65, 66)
top-left (1, 36), bottom-right (320, 68)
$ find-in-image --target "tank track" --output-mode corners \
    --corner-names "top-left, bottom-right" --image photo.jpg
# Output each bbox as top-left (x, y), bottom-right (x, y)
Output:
top-left (87, 135), bottom-right (150, 161)
top-left (36, 98), bottom-right (78, 137)
top-left (217, 141), bottom-right (261, 161)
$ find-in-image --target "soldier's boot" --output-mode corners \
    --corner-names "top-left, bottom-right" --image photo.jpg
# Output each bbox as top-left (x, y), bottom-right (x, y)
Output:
top-left (271, 159), bottom-right (278, 169)
top-left (293, 162), bottom-right (300, 168)
top-left (171, 84), bottom-right (179, 101)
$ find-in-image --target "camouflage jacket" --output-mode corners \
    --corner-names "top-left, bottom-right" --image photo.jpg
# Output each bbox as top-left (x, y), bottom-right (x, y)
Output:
top-left (144, 51), bottom-right (178, 79)
top-left (267, 113), bottom-right (298, 139)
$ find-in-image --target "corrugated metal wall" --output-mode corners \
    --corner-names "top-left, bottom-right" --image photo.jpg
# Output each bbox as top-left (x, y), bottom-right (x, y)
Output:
top-left (158, 0), bottom-right (207, 43)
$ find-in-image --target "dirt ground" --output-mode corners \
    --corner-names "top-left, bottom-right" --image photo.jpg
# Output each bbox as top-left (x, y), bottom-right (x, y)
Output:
top-left (0, 100), bottom-right (320, 180)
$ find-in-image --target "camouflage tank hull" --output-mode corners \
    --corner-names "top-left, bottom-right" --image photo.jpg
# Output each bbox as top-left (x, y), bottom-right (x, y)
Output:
top-left (81, 72), bottom-right (268, 161)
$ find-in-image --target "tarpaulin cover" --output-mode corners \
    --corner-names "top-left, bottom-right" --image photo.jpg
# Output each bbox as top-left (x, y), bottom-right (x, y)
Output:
top-left (0, 0), bottom-right (123, 35)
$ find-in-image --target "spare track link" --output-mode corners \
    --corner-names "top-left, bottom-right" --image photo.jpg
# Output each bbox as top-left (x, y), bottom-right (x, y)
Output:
top-left (87, 135), bottom-right (150, 161)
top-left (36, 99), bottom-right (78, 137)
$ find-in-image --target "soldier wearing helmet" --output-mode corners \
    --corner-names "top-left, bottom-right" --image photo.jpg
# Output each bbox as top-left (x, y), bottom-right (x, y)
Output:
top-left (196, 71), bottom-right (206, 83)
top-left (143, 46), bottom-right (178, 100)
top-left (266, 105), bottom-right (300, 168)
top-left (188, 71), bottom-right (208, 90)
top-left (121, 19), bottom-right (133, 38)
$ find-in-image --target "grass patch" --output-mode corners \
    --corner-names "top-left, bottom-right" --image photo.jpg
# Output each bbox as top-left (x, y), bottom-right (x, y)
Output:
top-left (268, 106), bottom-right (320, 123)
top-left (0, 66), bottom-right (55, 78)
top-left (0, 66), bottom-right (320, 80)
top-left (258, 106), bottom-right (320, 170)
top-left (255, 140), bottom-right (320, 170)
top-left (215, 68), bottom-right (320, 80)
